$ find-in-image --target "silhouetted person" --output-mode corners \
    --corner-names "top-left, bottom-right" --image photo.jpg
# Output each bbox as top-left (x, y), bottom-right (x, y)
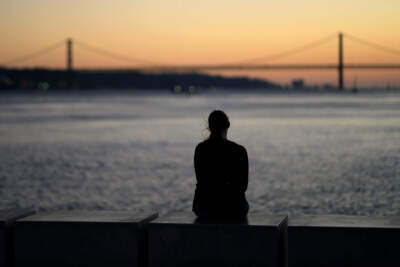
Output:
top-left (193, 110), bottom-right (249, 220)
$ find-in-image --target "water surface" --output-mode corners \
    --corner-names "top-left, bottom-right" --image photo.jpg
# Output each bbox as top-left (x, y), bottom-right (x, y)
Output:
top-left (1, 90), bottom-right (399, 215)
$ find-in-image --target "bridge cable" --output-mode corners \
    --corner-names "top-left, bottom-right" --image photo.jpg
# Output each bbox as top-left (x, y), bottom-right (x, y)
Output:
top-left (0, 40), bottom-right (65, 66)
top-left (220, 33), bottom-right (338, 66)
top-left (74, 40), bottom-right (160, 66)
top-left (344, 33), bottom-right (400, 57)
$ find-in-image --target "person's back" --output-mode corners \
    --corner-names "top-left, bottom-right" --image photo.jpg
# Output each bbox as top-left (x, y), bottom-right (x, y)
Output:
top-left (192, 110), bottom-right (249, 219)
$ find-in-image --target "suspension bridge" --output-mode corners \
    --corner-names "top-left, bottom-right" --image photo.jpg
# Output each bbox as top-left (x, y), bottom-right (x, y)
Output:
top-left (1, 32), bottom-right (400, 89)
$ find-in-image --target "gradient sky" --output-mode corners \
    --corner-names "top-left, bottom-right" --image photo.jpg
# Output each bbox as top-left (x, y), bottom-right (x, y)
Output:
top-left (1, 0), bottom-right (400, 85)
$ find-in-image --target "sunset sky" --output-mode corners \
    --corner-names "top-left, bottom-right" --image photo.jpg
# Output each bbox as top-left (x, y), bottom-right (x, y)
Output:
top-left (1, 0), bottom-right (399, 86)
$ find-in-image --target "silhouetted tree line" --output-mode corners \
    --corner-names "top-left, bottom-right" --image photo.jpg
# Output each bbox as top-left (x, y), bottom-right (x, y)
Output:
top-left (0, 68), bottom-right (280, 91)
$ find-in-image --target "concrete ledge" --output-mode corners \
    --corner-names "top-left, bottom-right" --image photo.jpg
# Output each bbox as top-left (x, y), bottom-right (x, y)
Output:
top-left (289, 215), bottom-right (400, 267)
top-left (0, 208), bottom-right (35, 267)
top-left (148, 212), bottom-right (288, 267)
top-left (15, 210), bottom-right (158, 267)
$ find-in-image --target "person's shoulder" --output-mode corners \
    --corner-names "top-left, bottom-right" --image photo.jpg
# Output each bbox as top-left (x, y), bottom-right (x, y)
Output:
top-left (195, 140), bottom-right (208, 151)
top-left (226, 139), bottom-right (247, 153)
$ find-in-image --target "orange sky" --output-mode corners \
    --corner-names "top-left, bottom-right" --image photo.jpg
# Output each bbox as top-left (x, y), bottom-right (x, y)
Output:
top-left (1, 0), bottom-right (400, 86)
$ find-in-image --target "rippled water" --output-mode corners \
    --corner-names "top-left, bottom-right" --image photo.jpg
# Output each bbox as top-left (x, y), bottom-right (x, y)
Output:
top-left (1, 90), bottom-right (399, 216)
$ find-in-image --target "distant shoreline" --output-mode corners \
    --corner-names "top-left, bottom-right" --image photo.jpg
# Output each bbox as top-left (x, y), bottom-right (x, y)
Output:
top-left (1, 67), bottom-right (399, 92)
top-left (0, 67), bottom-right (279, 91)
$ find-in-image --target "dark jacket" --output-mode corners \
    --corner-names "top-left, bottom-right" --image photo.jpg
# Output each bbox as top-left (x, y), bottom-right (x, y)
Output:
top-left (192, 135), bottom-right (249, 218)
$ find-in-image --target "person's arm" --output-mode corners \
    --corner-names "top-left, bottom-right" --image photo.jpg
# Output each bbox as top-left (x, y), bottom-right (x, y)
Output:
top-left (194, 144), bottom-right (202, 183)
top-left (238, 146), bottom-right (248, 193)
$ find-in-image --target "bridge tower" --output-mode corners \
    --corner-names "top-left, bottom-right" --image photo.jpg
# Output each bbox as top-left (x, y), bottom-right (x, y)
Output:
top-left (338, 32), bottom-right (344, 90)
top-left (67, 38), bottom-right (73, 71)
top-left (66, 38), bottom-right (73, 88)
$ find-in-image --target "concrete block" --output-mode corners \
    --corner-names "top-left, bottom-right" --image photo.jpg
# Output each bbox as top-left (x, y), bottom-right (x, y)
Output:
top-left (148, 212), bottom-right (288, 267)
top-left (15, 210), bottom-right (157, 267)
top-left (0, 208), bottom-right (35, 267)
top-left (289, 215), bottom-right (400, 267)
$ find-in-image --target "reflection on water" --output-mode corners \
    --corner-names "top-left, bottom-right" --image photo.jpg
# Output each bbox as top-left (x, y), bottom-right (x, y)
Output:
top-left (0, 90), bottom-right (399, 215)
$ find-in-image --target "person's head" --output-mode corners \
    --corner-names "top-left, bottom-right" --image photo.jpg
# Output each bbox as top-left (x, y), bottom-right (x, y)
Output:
top-left (208, 110), bottom-right (230, 139)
